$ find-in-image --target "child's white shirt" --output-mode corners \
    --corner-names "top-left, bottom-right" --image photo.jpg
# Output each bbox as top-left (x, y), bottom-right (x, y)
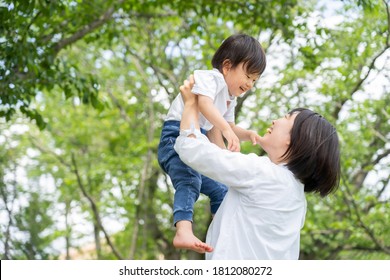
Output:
top-left (165, 69), bottom-right (236, 131)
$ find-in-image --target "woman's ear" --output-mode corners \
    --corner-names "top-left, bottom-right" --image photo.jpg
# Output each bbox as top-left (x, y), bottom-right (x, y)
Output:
top-left (222, 59), bottom-right (232, 75)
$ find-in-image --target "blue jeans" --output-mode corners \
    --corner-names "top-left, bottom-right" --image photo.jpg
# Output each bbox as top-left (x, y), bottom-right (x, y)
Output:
top-left (157, 120), bottom-right (228, 225)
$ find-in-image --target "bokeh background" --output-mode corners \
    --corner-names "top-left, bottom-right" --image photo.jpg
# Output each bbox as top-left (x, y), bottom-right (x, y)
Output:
top-left (1, 0), bottom-right (389, 260)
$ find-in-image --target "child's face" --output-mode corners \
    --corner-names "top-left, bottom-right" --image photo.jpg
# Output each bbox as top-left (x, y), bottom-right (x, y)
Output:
top-left (223, 62), bottom-right (259, 97)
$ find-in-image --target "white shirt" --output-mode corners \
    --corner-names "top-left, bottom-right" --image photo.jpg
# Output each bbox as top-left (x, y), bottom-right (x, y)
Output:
top-left (174, 130), bottom-right (307, 260)
top-left (165, 69), bottom-right (236, 131)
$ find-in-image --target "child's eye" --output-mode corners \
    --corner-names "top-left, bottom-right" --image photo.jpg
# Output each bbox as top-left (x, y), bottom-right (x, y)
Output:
top-left (246, 74), bottom-right (258, 83)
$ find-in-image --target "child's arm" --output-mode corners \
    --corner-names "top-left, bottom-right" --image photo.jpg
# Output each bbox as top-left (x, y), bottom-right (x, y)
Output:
top-left (230, 123), bottom-right (262, 146)
top-left (198, 95), bottom-right (240, 152)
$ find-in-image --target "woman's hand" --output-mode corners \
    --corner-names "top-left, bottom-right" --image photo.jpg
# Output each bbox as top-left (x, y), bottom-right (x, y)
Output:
top-left (179, 75), bottom-right (197, 106)
top-left (179, 75), bottom-right (200, 132)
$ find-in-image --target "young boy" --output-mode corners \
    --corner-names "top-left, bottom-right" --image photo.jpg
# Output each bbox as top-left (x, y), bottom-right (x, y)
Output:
top-left (157, 34), bottom-right (266, 253)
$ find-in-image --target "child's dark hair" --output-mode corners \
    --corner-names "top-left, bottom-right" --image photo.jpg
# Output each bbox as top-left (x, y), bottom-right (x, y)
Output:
top-left (282, 108), bottom-right (341, 197)
top-left (211, 34), bottom-right (266, 76)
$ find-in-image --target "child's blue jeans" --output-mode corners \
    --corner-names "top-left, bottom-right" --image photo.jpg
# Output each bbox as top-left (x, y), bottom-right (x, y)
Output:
top-left (157, 120), bottom-right (228, 225)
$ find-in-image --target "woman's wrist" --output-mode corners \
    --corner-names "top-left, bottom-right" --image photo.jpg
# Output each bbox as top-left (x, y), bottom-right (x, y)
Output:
top-left (183, 100), bottom-right (197, 107)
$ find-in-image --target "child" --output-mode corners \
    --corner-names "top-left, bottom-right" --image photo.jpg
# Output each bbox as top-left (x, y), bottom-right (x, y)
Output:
top-left (157, 34), bottom-right (266, 253)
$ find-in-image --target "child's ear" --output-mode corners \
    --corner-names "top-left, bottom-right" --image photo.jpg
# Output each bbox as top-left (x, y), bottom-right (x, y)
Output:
top-left (222, 59), bottom-right (232, 75)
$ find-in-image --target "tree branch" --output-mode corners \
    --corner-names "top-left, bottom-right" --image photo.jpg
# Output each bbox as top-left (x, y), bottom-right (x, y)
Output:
top-left (333, 47), bottom-right (389, 119)
top-left (30, 136), bottom-right (125, 259)
top-left (383, 0), bottom-right (390, 46)
top-left (107, 88), bottom-right (132, 124)
top-left (351, 144), bottom-right (390, 190)
top-left (333, 1), bottom-right (390, 119)
top-left (53, 1), bottom-right (124, 54)
top-left (127, 46), bottom-right (177, 96)
top-left (376, 175), bottom-right (390, 200)
top-left (342, 174), bottom-right (390, 255)
top-left (71, 153), bottom-right (124, 260)
top-left (0, 158), bottom-right (17, 260)
top-left (129, 78), bottom-right (156, 259)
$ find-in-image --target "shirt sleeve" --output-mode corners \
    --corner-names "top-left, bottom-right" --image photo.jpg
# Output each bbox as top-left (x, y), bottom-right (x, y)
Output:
top-left (223, 99), bottom-right (236, 123)
top-left (174, 130), bottom-right (271, 188)
top-left (192, 70), bottom-right (218, 100)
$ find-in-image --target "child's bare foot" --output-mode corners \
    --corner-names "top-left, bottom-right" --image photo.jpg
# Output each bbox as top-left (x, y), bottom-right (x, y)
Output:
top-left (173, 221), bottom-right (213, 254)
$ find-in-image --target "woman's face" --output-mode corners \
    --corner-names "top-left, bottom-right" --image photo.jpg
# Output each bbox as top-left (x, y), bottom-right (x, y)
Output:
top-left (261, 113), bottom-right (298, 160)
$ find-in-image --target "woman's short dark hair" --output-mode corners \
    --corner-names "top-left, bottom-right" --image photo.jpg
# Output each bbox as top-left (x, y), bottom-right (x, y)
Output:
top-left (211, 34), bottom-right (266, 76)
top-left (282, 108), bottom-right (341, 197)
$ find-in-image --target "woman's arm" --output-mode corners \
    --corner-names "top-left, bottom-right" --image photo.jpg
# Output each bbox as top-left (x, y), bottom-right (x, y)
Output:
top-left (179, 76), bottom-right (200, 134)
top-left (175, 134), bottom-right (262, 188)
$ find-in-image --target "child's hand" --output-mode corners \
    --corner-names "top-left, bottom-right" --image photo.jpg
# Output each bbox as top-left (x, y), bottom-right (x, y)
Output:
top-left (248, 130), bottom-right (262, 146)
top-left (222, 129), bottom-right (240, 152)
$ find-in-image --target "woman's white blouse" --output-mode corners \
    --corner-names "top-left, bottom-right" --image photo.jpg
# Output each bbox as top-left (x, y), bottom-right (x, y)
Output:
top-left (174, 131), bottom-right (307, 260)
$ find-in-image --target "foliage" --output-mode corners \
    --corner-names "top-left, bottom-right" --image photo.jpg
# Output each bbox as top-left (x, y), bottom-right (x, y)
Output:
top-left (0, 0), bottom-right (389, 259)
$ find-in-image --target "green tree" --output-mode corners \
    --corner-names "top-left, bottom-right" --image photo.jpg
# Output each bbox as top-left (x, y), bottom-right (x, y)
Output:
top-left (1, 0), bottom-right (389, 260)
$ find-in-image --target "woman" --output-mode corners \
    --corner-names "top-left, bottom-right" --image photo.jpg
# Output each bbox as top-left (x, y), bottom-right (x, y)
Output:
top-left (173, 76), bottom-right (341, 259)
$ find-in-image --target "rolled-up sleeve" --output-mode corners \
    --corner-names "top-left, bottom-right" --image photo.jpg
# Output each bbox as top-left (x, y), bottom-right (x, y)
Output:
top-left (192, 70), bottom-right (218, 100)
top-left (174, 132), bottom-right (268, 188)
